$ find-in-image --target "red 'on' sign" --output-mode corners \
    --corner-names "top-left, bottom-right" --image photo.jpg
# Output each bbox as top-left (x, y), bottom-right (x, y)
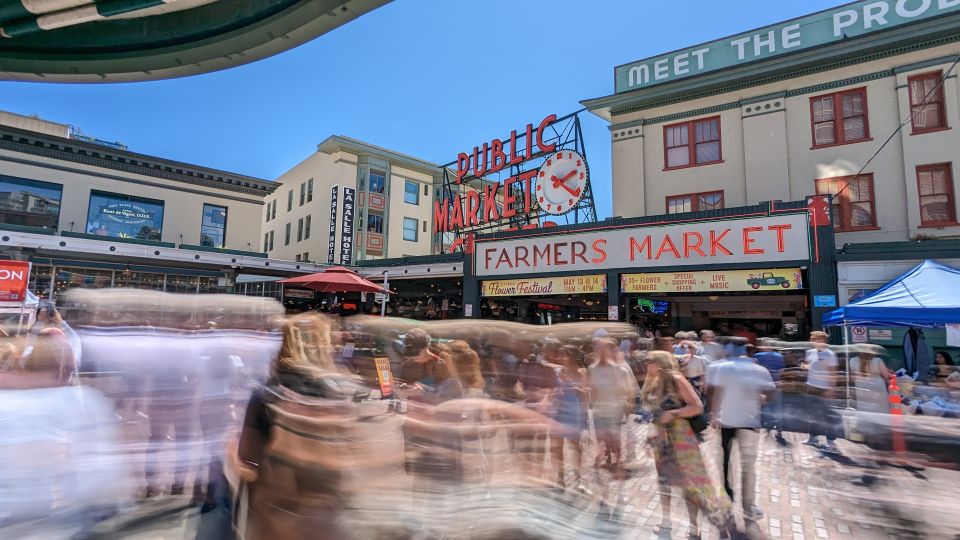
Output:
top-left (0, 260), bottom-right (31, 303)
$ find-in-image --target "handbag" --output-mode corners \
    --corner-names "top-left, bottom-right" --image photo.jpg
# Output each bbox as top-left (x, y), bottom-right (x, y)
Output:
top-left (663, 375), bottom-right (709, 434)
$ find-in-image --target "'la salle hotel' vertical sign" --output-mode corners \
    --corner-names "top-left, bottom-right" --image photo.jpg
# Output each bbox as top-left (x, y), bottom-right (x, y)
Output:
top-left (615, 0), bottom-right (960, 93)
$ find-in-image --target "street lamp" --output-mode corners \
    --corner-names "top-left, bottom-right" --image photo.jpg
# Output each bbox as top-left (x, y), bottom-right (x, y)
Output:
top-left (381, 270), bottom-right (389, 317)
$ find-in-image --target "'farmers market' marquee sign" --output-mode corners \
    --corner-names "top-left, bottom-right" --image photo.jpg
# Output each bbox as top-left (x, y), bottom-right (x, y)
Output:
top-left (615, 0), bottom-right (960, 93)
top-left (475, 213), bottom-right (810, 277)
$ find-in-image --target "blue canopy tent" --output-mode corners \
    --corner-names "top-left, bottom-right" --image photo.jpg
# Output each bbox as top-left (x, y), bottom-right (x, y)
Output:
top-left (824, 260), bottom-right (960, 392)
top-left (823, 260), bottom-right (960, 328)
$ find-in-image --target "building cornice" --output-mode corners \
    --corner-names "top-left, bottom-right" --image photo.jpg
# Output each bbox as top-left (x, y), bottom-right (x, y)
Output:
top-left (608, 59), bottom-right (955, 129)
top-left (0, 125), bottom-right (276, 196)
top-left (317, 135), bottom-right (444, 178)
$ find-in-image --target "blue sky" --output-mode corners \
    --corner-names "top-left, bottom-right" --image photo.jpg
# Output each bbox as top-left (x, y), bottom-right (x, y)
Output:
top-left (0, 0), bottom-right (840, 219)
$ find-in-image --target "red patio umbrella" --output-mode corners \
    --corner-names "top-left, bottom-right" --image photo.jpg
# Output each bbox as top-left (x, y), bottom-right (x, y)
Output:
top-left (279, 266), bottom-right (387, 293)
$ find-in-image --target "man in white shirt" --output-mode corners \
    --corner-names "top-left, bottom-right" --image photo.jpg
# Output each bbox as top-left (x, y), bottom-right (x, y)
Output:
top-left (803, 331), bottom-right (840, 452)
top-left (707, 338), bottom-right (775, 522)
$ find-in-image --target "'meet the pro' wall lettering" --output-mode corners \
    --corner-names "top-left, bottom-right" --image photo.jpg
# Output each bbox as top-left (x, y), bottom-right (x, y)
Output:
top-left (474, 214), bottom-right (810, 277)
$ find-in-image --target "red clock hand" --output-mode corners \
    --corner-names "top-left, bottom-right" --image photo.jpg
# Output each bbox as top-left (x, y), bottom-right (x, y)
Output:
top-left (550, 170), bottom-right (577, 188)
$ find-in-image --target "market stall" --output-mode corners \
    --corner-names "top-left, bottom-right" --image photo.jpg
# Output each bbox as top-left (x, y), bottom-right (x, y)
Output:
top-left (824, 260), bottom-right (960, 465)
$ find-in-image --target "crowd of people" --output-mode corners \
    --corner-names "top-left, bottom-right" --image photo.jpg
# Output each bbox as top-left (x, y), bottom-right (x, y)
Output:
top-left (0, 290), bottom-right (958, 538)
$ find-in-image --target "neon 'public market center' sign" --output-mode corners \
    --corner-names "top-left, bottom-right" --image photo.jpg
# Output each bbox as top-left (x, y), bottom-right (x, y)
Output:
top-left (435, 114), bottom-right (571, 234)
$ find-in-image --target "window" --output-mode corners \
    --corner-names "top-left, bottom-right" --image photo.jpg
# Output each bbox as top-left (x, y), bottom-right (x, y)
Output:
top-left (815, 174), bottom-right (877, 231)
top-left (0, 175), bottom-right (62, 230)
top-left (403, 217), bottom-right (418, 241)
top-left (297, 217), bottom-right (304, 242)
top-left (666, 191), bottom-right (724, 214)
top-left (846, 288), bottom-right (878, 303)
top-left (424, 184), bottom-right (429, 196)
top-left (86, 191), bottom-right (164, 241)
top-left (200, 204), bottom-right (227, 248)
top-left (369, 170), bottom-right (386, 194)
top-left (663, 116), bottom-right (721, 169)
top-left (269, 230), bottom-right (274, 251)
top-left (295, 254), bottom-right (301, 262)
top-left (284, 222), bottom-right (291, 245)
top-left (304, 215), bottom-right (311, 239)
top-left (287, 190), bottom-right (293, 211)
top-left (299, 183), bottom-right (306, 206)
top-left (307, 178), bottom-right (314, 202)
top-left (271, 200), bottom-right (276, 220)
top-left (263, 232), bottom-right (269, 252)
top-left (810, 88), bottom-right (869, 147)
top-left (909, 71), bottom-right (948, 134)
top-left (302, 252), bottom-right (309, 261)
top-left (367, 213), bottom-right (384, 234)
top-left (917, 164), bottom-right (956, 225)
top-left (404, 180), bottom-right (419, 205)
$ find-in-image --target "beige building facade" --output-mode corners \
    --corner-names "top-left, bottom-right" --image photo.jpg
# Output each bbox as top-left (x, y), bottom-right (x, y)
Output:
top-left (581, 2), bottom-right (960, 348)
top-left (263, 136), bottom-right (442, 264)
top-left (585, 3), bottom-right (960, 249)
top-left (0, 112), bottom-right (328, 303)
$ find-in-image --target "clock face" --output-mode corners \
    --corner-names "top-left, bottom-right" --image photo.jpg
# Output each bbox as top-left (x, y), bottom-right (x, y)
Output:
top-left (536, 150), bottom-right (588, 215)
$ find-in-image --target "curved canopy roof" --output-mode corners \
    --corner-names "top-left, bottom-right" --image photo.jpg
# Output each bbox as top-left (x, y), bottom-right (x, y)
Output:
top-left (0, 0), bottom-right (389, 83)
top-left (823, 260), bottom-right (960, 328)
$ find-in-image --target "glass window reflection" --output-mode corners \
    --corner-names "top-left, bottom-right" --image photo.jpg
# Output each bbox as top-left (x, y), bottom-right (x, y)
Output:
top-left (86, 191), bottom-right (164, 241)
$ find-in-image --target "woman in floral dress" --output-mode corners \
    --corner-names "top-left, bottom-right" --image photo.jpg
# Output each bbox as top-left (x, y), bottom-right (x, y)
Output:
top-left (641, 350), bottom-right (737, 539)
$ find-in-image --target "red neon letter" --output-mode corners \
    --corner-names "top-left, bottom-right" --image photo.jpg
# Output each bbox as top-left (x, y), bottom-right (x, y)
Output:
top-left (483, 183), bottom-right (500, 223)
top-left (508, 130), bottom-right (522, 165)
top-left (455, 153), bottom-right (470, 183)
top-left (473, 143), bottom-right (489, 178)
top-left (519, 169), bottom-right (537, 214)
top-left (629, 236), bottom-right (652, 261)
top-left (449, 194), bottom-right (465, 229)
top-left (484, 248), bottom-right (496, 270)
top-left (489, 139), bottom-right (506, 174)
top-left (655, 234), bottom-right (681, 259)
top-left (515, 246), bottom-right (530, 268)
top-left (503, 176), bottom-right (518, 218)
top-left (535, 114), bottom-right (558, 154)
top-left (465, 191), bottom-right (481, 227)
top-left (571, 241), bottom-right (588, 264)
top-left (767, 224), bottom-right (792, 253)
top-left (591, 239), bottom-right (608, 264)
top-left (710, 229), bottom-right (733, 256)
top-left (742, 226), bottom-right (764, 255)
top-left (682, 231), bottom-right (705, 258)
top-left (433, 199), bottom-right (449, 234)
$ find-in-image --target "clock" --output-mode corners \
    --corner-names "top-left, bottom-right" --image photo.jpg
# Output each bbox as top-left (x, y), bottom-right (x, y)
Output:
top-left (536, 149), bottom-right (588, 215)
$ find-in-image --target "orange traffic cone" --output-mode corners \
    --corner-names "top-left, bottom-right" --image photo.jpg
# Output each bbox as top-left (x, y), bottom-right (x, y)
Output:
top-left (888, 374), bottom-right (907, 455)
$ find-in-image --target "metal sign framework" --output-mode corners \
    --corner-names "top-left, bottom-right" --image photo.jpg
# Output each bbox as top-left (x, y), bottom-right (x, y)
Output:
top-left (437, 110), bottom-right (597, 253)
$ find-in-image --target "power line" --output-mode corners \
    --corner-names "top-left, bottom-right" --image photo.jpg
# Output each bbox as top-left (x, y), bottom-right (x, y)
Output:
top-left (836, 55), bottom-right (960, 198)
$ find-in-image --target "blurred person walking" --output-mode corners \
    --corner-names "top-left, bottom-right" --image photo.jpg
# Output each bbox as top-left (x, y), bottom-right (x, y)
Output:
top-left (234, 320), bottom-right (372, 540)
top-left (754, 342), bottom-right (787, 443)
top-left (706, 339), bottom-right (775, 523)
top-left (698, 330), bottom-right (726, 364)
top-left (848, 344), bottom-right (891, 413)
top-left (679, 340), bottom-right (708, 401)
top-left (549, 345), bottom-right (589, 494)
top-left (803, 331), bottom-right (841, 453)
top-left (587, 337), bottom-right (637, 506)
top-left (641, 351), bottom-right (736, 538)
top-left (0, 330), bottom-right (131, 536)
